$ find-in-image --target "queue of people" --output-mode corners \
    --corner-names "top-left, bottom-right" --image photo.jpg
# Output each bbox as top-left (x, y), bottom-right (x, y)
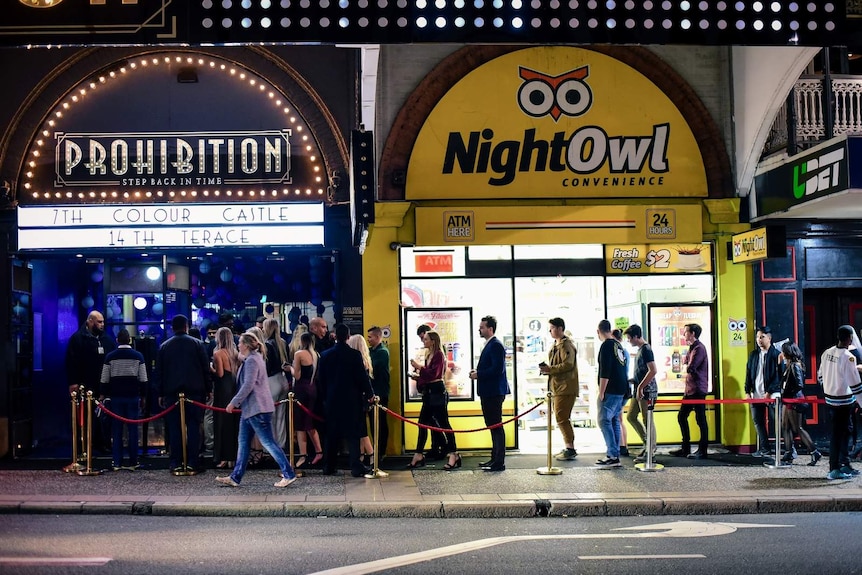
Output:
top-left (71, 307), bottom-right (862, 486)
top-left (73, 310), bottom-right (392, 487)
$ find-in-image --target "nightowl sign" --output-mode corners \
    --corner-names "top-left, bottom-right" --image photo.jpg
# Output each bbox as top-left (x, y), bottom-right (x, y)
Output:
top-left (55, 130), bottom-right (291, 187)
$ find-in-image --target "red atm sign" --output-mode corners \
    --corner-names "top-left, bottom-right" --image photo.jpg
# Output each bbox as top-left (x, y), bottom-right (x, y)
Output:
top-left (415, 254), bottom-right (453, 273)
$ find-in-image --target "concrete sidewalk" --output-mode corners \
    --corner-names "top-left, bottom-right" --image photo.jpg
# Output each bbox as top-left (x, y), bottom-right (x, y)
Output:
top-left (1, 452), bottom-right (860, 518)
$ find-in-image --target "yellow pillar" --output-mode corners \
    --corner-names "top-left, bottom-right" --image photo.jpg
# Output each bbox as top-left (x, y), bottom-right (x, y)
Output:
top-left (361, 202), bottom-right (412, 455)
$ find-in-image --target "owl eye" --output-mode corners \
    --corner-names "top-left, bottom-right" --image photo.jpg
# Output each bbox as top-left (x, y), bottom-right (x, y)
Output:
top-left (737, 320), bottom-right (747, 332)
top-left (517, 79), bottom-right (555, 118)
top-left (555, 78), bottom-right (592, 117)
top-left (728, 320), bottom-right (738, 331)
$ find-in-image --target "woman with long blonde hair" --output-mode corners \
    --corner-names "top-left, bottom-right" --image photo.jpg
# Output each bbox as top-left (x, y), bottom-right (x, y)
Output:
top-left (215, 331), bottom-right (297, 488)
top-left (211, 327), bottom-right (240, 468)
top-left (287, 331), bottom-right (323, 468)
top-left (348, 334), bottom-right (376, 466)
top-left (263, 318), bottom-right (290, 450)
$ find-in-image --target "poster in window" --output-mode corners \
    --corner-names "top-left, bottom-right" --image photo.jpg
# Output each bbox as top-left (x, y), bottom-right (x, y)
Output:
top-left (404, 308), bottom-right (474, 401)
top-left (648, 304), bottom-right (713, 394)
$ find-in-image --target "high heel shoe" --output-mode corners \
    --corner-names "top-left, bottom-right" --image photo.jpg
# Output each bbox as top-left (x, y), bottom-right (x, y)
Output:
top-left (215, 461), bottom-right (229, 469)
top-left (808, 450), bottom-right (822, 466)
top-left (443, 453), bottom-right (462, 470)
top-left (406, 455), bottom-right (426, 469)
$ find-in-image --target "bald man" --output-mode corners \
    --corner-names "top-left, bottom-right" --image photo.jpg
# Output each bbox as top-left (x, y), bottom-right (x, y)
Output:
top-left (65, 310), bottom-right (117, 453)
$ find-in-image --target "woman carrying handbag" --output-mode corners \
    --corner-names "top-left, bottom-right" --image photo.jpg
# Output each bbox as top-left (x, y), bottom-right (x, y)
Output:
top-left (407, 331), bottom-right (460, 470)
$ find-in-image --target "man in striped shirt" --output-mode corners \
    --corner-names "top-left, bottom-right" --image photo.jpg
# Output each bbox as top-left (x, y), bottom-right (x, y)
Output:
top-left (818, 325), bottom-right (862, 480)
top-left (100, 329), bottom-right (148, 471)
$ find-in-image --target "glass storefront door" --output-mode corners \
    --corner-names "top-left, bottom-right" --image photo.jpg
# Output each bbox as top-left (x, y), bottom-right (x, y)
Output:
top-left (514, 276), bottom-right (605, 454)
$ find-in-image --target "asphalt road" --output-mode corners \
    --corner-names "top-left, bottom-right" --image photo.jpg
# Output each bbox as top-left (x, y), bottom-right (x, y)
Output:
top-left (0, 513), bottom-right (859, 574)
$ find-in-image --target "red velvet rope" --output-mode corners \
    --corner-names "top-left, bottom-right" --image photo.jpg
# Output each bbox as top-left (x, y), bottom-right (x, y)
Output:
top-left (654, 397), bottom-right (826, 405)
top-left (380, 401), bottom-right (545, 434)
top-left (95, 400), bottom-right (178, 424)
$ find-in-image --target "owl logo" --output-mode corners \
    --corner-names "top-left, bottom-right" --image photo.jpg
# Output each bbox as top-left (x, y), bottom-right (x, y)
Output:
top-left (728, 318), bottom-right (747, 332)
top-left (517, 65), bottom-right (593, 122)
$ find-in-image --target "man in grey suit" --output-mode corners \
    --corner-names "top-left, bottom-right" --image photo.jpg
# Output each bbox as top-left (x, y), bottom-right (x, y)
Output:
top-left (469, 315), bottom-right (510, 472)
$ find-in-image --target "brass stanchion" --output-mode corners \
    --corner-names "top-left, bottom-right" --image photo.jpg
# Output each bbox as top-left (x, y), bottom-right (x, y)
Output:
top-left (365, 396), bottom-right (389, 478)
top-left (288, 392), bottom-right (305, 478)
top-left (765, 397), bottom-right (791, 469)
top-left (537, 392), bottom-right (562, 475)
top-left (172, 393), bottom-right (197, 476)
top-left (76, 391), bottom-right (102, 476)
top-left (63, 390), bottom-right (84, 473)
top-left (635, 398), bottom-right (663, 472)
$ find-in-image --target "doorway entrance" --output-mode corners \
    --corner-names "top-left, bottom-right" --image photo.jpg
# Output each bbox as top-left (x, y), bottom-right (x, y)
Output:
top-left (513, 276), bottom-right (605, 454)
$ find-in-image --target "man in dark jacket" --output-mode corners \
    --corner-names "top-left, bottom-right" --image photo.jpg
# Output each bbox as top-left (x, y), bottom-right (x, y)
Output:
top-left (157, 314), bottom-right (211, 474)
top-left (469, 315), bottom-right (510, 472)
top-left (744, 326), bottom-right (782, 457)
top-left (367, 326), bottom-right (391, 456)
top-left (317, 324), bottom-right (375, 477)
top-left (65, 310), bottom-right (116, 453)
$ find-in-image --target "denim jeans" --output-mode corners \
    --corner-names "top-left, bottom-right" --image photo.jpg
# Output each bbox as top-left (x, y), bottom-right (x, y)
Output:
top-left (750, 402), bottom-right (775, 452)
top-left (230, 412), bottom-right (295, 484)
top-left (598, 393), bottom-right (625, 459)
top-left (110, 397), bottom-right (140, 467)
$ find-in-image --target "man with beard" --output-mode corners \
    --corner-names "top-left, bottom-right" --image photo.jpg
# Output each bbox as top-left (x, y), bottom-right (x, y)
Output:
top-left (65, 310), bottom-right (116, 454)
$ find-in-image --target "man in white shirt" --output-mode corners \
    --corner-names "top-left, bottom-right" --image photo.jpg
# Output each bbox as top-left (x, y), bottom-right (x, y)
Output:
top-left (819, 325), bottom-right (862, 480)
top-left (744, 326), bottom-right (781, 457)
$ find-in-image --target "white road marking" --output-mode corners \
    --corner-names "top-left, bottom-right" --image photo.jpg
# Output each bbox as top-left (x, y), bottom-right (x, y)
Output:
top-left (0, 557), bottom-right (113, 566)
top-left (310, 521), bottom-right (792, 575)
top-left (579, 554), bottom-right (706, 560)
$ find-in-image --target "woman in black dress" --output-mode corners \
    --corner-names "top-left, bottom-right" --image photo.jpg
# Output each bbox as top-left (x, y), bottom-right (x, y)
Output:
top-left (212, 327), bottom-right (240, 468)
top-left (288, 332), bottom-right (322, 468)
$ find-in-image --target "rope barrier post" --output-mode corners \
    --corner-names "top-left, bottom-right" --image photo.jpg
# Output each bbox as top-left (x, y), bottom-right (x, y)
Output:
top-left (288, 392), bottom-right (305, 478)
top-left (635, 398), bottom-right (664, 472)
top-left (63, 390), bottom-right (84, 473)
top-left (365, 396), bottom-right (389, 479)
top-left (172, 393), bottom-right (196, 476)
top-left (537, 392), bottom-right (562, 475)
top-left (76, 391), bottom-right (102, 476)
top-left (764, 396), bottom-right (791, 469)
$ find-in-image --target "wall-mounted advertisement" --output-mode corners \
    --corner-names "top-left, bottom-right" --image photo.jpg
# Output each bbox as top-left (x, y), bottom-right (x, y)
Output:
top-left (404, 308), bottom-right (474, 402)
top-left (648, 304), bottom-right (713, 394)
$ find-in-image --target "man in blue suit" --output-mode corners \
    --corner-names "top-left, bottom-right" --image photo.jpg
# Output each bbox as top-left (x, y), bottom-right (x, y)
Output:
top-left (469, 315), bottom-right (510, 472)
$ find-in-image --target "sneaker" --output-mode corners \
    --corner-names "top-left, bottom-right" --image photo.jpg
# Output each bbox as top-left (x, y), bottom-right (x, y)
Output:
top-left (668, 448), bottom-right (690, 458)
top-left (827, 469), bottom-right (851, 480)
top-left (122, 464), bottom-right (141, 471)
top-left (555, 448), bottom-right (578, 461)
top-left (839, 466), bottom-right (860, 477)
top-left (751, 449), bottom-right (769, 458)
top-left (111, 465), bottom-right (123, 472)
top-left (619, 446), bottom-right (630, 457)
top-left (595, 457), bottom-right (622, 467)
top-left (215, 475), bottom-right (240, 487)
top-left (274, 476), bottom-right (298, 488)
top-left (636, 449), bottom-right (647, 458)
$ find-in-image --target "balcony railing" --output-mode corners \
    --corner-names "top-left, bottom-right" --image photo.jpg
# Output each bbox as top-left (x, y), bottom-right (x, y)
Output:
top-left (764, 76), bottom-right (862, 156)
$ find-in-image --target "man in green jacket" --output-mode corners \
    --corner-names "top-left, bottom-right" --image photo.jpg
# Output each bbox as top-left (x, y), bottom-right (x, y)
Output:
top-left (540, 317), bottom-right (580, 460)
